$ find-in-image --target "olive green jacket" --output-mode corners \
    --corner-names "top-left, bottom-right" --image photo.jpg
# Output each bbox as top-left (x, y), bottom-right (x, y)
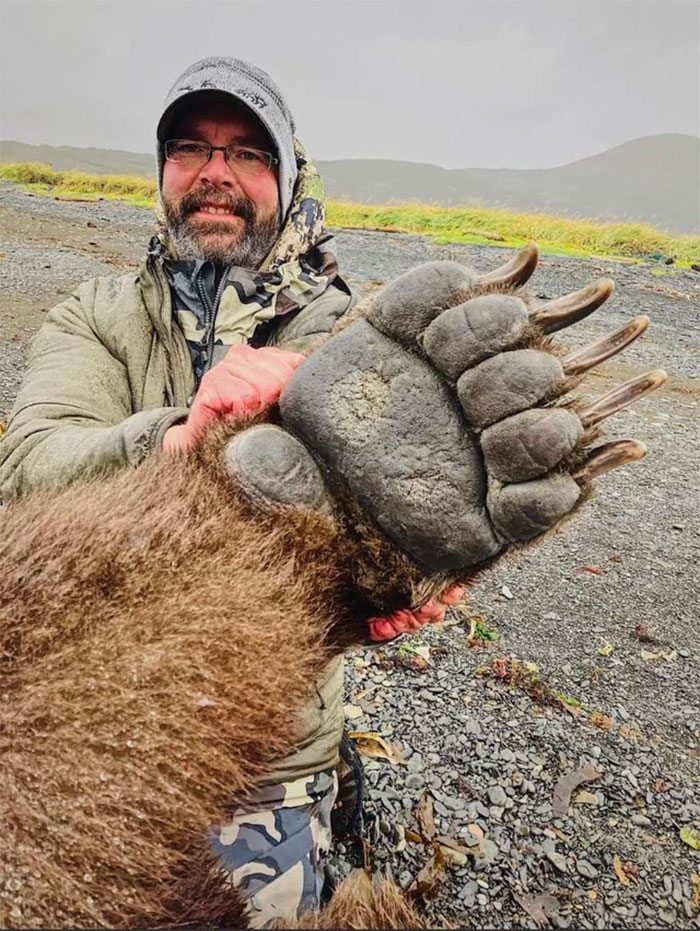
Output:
top-left (0, 252), bottom-right (352, 783)
top-left (0, 254), bottom-right (352, 500)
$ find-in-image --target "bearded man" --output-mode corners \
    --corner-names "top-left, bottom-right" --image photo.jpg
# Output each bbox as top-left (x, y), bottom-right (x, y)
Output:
top-left (0, 56), bottom-right (458, 927)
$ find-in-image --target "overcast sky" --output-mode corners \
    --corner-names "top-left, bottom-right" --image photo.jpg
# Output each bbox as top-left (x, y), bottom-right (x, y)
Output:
top-left (1, 0), bottom-right (698, 169)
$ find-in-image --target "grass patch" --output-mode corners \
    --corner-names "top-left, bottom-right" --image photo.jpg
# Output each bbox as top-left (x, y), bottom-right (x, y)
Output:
top-left (327, 201), bottom-right (699, 266)
top-left (2, 161), bottom-right (698, 265)
top-left (467, 616), bottom-right (500, 646)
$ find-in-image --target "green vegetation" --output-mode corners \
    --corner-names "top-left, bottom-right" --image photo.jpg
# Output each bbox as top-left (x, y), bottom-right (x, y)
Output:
top-left (327, 201), bottom-right (699, 266)
top-left (2, 162), bottom-right (698, 265)
top-left (471, 618), bottom-right (500, 643)
top-left (0, 162), bottom-right (157, 207)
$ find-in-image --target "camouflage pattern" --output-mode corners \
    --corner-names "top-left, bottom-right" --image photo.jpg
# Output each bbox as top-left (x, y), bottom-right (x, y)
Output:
top-left (209, 769), bottom-right (337, 928)
top-left (157, 140), bottom-right (340, 388)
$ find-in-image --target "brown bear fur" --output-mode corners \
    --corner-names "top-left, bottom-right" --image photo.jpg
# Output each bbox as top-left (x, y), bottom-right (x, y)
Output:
top-left (0, 422), bottom-right (430, 929)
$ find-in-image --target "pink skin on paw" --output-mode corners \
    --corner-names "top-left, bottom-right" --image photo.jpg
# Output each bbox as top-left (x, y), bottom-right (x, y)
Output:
top-left (368, 586), bottom-right (466, 641)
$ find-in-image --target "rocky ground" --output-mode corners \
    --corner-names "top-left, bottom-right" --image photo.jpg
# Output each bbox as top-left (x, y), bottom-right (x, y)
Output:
top-left (1, 180), bottom-right (698, 929)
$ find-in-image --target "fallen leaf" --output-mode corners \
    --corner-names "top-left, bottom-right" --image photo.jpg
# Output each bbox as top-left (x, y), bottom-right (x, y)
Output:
top-left (613, 855), bottom-right (637, 886)
top-left (641, 648), bottom-right (677, 662)
top-left (553, 764), bottom-right (602, 817)
top-left (575, 790), bottom-right (599, 806)
top-left (405, 828), bottom-right (423, 844)
top-left (396, 644), bottom-right (431, 672)
top-left (633, 622), bottom-right (658, 643)
top-left (514, 892), bottom-right (560, 925)
top-left (435, 836), bottom-right (470, 866)
top-left (353, 683), bottom-right (380, 700)
top-left (407, 845), bottom-right (447, 900)
top-left (577, 564), bottom-right (607, 575)
top-left (587, 889), bottom-right (598, 901)
top-left (597, 641), bottom-right (614, 656)
top-left (618, 725), bottom-right (642, 741)
top-left (590, 712), bottom-right (614, 731)
top-left (343, 704), bottom-right (364, 720)
top-left (416, 792), bottom-right (436, 841)
top-left (690, 873), bottom-right (700, 913)
top-left (680, 824), bottom-right (700, 851)
top-left (348, 731), bottom-right (403, 765)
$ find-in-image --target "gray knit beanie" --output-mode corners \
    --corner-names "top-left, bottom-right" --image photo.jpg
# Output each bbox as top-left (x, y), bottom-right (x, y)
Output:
top-left (156, 57), bottom-right (298, 219)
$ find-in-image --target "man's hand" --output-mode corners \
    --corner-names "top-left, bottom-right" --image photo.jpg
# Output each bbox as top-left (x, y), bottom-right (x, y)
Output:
top-left (368, 585), bottom-right (465, 641)
top-left (162, 345), bottom-right (306, 453)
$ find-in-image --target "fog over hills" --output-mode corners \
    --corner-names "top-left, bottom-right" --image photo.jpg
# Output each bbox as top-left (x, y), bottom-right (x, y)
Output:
top-left (1, 134), bottom-right (698, 233)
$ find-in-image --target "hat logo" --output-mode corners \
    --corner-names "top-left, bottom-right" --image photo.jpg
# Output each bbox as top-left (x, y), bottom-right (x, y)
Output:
top-left (235, 88), bottom-right (268, 109)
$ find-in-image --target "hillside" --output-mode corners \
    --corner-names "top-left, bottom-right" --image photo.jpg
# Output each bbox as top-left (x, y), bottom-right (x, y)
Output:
top-left (1, 134), bottom-right (698, 233)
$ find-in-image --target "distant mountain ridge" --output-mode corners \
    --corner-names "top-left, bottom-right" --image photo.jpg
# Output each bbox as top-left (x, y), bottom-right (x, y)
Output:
top-left (1, 134), bottom-right (698, 233)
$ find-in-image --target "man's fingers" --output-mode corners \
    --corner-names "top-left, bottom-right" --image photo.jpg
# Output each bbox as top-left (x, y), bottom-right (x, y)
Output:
top-left (197, 375), bottom-right (261, 421)
top-left (221, 346), bottom-right (306, 406)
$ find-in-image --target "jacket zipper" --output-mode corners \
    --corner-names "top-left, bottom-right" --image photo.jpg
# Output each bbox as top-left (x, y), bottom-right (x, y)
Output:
top-left (196, 264), bottom-right (231, 375)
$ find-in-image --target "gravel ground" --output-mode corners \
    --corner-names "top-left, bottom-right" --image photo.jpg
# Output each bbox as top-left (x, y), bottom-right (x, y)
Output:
top-left (1, 181), bottom-right (699, 929)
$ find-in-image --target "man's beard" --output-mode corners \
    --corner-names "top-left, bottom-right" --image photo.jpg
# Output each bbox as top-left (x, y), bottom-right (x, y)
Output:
top-left (162, 188), bottom-right (280, 268)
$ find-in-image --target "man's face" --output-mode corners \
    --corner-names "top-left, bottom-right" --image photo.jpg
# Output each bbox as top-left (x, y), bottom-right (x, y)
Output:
top-left (161, 95), bottom-right (281, 267)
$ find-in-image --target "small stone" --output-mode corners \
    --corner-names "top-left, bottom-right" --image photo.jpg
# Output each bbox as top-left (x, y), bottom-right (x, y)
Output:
top-left (488, 785), bottom-right (507, 806)
top-left (631, 814), bottom-right (652, 827)
top-left (405, 773), bottom-right (425, 790)
top-left (658, 909), bottom-right (677, 926)
top-left (546, 849), bottom-right (569, 873)
top-left (576, 860), bottom-right (598, 880)
top-left (459, 879), bottom-right (478, 907)
top-left (406, 753), bottom-right (423, 773)
top-left (398, 870), bottom-right (413, 890)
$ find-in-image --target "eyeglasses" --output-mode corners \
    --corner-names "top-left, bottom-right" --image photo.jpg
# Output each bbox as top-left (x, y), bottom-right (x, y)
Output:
top-left (164, 139), bottom-right (279, 175)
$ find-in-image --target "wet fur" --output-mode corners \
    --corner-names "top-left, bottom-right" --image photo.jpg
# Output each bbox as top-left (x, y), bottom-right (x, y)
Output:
top-left (0, 421), bottom-right (382, 928)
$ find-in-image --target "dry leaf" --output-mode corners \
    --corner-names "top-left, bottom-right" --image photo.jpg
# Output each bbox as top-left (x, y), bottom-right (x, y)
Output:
top-left (577, 564), bottom-right (607, 575)
top-left (407, 845), bottom-right (447, 900)
top-left (553, 763), bottom-right (602, 817)
top-left (416, 792), bottom-right (436, 841)
top-left (613, 855), bottom-right (637, 886)
top-left (348, 731), bottom-right (402, 764)
top-left (343, 704), bottom-right (364, 720)
top-left (690, 873), bottom-right (700, 912)
top-left (353, 683), bottom-right (380, 701)
top-left (575, 790), bottom-right (599, 806)
top-left (641, 648), bottom-right (677, 662)
top-left (436, 837), bottom-right (469, 866)
top-left (405, 828), bottom-right (423, 844)
top-left (413, 645), bottom-right (432, 664)
top-left (514, 892), bottom-right (560, 925)
top-left (597, 641), bottom-right (614, 656)
top-left (618, 725), bottom-right (642, 741)
top-left (680, 824), bottom-right (700, 851)
top-left (590, 712), bottom-right (614, 730)
top-left (587, 889), bottom-right (597, 900)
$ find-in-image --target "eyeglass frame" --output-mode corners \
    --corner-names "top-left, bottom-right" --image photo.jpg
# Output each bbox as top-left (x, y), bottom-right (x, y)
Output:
top-left (164, 138), bottom-right (279, 173)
